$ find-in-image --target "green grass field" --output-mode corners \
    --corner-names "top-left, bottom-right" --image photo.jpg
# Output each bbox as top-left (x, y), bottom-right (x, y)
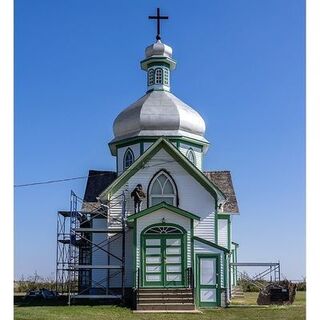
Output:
top-left (14, 291), bottom-right (306, 320)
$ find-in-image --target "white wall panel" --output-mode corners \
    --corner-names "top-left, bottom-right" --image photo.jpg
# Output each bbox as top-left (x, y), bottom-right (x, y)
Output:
top-left (218, 219), bottom-right (228, 249)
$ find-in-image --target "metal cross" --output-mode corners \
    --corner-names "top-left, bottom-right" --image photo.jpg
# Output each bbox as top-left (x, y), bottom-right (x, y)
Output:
top-left (148, 8), bottom-right (169, 41)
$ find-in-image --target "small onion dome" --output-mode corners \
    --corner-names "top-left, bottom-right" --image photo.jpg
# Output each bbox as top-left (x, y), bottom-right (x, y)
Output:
top-left (145, 40), bottom-right (173, 58)
top-left (110, 91), bottom-right (208, 152)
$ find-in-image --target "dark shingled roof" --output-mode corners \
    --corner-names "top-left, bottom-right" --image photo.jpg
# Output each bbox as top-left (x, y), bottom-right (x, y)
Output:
top-left (83, 170), bottom-right (117, 202)
top-left (204, 171), bottom-right (239, 213)
top-left (83, 169), bottom-right (239, 213)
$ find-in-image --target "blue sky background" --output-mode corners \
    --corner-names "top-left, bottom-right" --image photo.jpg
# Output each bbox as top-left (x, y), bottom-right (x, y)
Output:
top-left (15, 0), bottom-right (305, 280)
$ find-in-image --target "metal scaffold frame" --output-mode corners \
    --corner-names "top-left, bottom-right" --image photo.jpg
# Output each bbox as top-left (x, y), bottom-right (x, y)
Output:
top-left (230, 262), bottom-right (281, 290)
top-left (56, 190), bottom-right (127, 304)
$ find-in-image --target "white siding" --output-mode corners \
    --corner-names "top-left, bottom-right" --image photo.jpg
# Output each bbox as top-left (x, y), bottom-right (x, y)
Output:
top-left (117, 143), bottom-right (140, 174)
top-left (99, 147), bottom-right (218, 288)
top-left (194, 212), bottom-right (215, 243)
top-left (115, 148), bottom-right (216, 241)
top-left (218, 219), bottom-right (228, 248)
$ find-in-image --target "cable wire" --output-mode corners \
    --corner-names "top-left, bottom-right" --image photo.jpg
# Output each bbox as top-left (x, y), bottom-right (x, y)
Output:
top-left (14, 159), bottom-right (177, 188)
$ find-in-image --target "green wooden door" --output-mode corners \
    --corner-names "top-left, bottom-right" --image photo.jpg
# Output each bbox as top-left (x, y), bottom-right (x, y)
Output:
top-left (142, 234), bottom-right (185, 287)
top-left (196, 254), bottom-right (220, 307)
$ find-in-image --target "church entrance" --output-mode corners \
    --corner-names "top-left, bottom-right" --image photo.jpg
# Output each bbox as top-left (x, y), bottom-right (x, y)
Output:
top-left (141, 224), bottom-right (186, 287)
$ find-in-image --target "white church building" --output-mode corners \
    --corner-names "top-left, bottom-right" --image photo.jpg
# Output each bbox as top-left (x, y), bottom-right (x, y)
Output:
top-left (58, 10), bottom-right (240, 311)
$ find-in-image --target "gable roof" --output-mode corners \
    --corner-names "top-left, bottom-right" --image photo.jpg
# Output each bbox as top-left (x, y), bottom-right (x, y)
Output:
top-left (193, 236), bottom-right (230, 253)
top-left (99, 137), bottom-right (226, 202)
top-left (83, 170), bottom-right (117, 202)
top-left (204, 171), bottom-right (239, 213)
top-left (127, 202), bottom-right (201, 222)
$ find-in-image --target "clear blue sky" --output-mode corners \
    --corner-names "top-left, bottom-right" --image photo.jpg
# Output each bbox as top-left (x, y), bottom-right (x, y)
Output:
top-left (14, 0), bottom-right (305, 280)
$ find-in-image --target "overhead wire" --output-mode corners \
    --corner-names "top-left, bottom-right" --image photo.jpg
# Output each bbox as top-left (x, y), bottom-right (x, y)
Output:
top-left (14, 159), bottom-right (177, 188)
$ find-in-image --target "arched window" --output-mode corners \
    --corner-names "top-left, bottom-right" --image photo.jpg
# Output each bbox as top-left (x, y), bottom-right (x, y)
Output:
top-left (186, 148), bottom-right (196, 165)
top-left (148, 69), bottom-right (155, 86)
top-left (145, 225), bottom-right (183, 234)
top-left (123, 148), bottom-right (134, 170)
top-left (149, 171), bottom-right (177, 207)
top-left (155, 68), bottom-right (163, 84)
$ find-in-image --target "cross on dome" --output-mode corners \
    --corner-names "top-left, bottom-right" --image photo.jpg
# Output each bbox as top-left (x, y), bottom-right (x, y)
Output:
top-left (148, 8), bottom-right (168, 40)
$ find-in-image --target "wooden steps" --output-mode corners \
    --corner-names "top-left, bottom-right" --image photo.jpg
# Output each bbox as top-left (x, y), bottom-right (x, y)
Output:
top-left (231, 286), bottom-right (245, 299)
top-left (136, 288), bottom-right (195, 311)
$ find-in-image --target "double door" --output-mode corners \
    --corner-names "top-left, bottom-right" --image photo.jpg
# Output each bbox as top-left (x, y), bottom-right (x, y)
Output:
top-left (142, 234), bottom-right (185, 287)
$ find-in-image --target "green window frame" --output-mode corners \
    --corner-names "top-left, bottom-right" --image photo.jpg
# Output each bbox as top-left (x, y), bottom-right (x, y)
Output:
top-left (123, 147), bottom-right (134, 170)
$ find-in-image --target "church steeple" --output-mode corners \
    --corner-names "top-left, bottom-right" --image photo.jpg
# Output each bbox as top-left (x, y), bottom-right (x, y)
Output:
top-left (140, 8), bottom-right (176, 92)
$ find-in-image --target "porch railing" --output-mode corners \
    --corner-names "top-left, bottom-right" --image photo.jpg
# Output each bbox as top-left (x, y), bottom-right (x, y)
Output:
top-left (186, 267), bottom-right (194, 300)
top-left (136, 267), bottom-right (140, 305)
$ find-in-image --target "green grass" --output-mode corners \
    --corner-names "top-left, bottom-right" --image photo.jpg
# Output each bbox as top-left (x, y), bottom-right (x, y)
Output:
top-left (14, 291), bottom-right (306, 320)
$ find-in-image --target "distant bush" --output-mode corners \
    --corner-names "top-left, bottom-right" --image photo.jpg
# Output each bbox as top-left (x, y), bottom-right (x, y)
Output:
top-left (238, 279), bottom-right (268, 292)
top-left (14, 272), bottom-right (56, 293)
top-left (296, 279), bottom-right (306, 291)
top-left (237, 276), bottom-right (306, 292)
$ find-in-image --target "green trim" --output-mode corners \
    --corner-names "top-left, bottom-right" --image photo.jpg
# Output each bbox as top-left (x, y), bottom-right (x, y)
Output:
top-left (196, 254), bottom-right (221, 307)
top-left (175, 140), bottom-right (203, 152)
top-left (193, 236), bottom-right (230, 253)
top-left (215, 211), bottom-right (218, 244)
top-left (109, 135), bottom-right (209, 156)
top-left (218, 214), bottom-right (231, 219)
top-left (228, 220), bottom-right (231, 250)
top-left (116, 138), bottom-right (156, 149)
top-left (147, 61), bottom-right (171, 68)
top-left (127, 201), bottom-right (200, 222)
top-left (140, 223), bottom-right (187, 288)
top-left (224, 255), bottom-right (227, 288)
top-left (140, 222), bottom-right (187, 236)
top-left (101, 137), bottom-right (224, 201)
top-left (133, 219), bottom-right (137, 288)
top-left (140, 56), bottom-right (176, 71)
top-left (140, 142), bottom-right (144, 155)
top-left (190, 220), bottom-right (194, 272)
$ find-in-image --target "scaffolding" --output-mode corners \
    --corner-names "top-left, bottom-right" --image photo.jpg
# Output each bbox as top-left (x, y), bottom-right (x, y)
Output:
top-left (56, 190), bottom-right (127, 304)
top-left (230, 262), bottom-right (281, 291)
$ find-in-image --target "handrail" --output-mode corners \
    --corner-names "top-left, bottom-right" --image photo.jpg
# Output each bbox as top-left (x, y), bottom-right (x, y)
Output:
top-left (186, 267), bottom-right (194, 300)
top-left (136, 267), bottom-right (140, 306)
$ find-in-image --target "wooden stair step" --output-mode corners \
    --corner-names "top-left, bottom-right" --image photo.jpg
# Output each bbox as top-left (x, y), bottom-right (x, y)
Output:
top-left (138, 298), bottom-right (194, 304)
top-left (137, 303), bottom-right (195, 311)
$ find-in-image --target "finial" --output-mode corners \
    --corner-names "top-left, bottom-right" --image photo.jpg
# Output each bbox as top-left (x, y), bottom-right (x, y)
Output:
top-left (148, 8), bottom-right (168, 41)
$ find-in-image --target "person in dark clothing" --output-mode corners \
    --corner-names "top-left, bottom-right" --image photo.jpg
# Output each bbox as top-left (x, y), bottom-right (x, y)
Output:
top-left (131, 184), bottom-right (146, 213)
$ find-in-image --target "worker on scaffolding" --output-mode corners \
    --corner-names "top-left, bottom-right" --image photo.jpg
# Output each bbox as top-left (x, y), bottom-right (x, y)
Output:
top-left (131, 184), bottom-right (146, 213)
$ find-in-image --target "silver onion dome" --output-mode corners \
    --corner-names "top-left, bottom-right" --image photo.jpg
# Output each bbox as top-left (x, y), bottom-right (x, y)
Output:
top-left (111, 90), bottom-right (207, 144)
top-left (145, 40), bottom-right (173, 58)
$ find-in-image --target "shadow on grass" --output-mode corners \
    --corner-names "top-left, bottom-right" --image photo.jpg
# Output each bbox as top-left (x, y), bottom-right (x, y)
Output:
top-left (14, 295), bottom-right (131, 309)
